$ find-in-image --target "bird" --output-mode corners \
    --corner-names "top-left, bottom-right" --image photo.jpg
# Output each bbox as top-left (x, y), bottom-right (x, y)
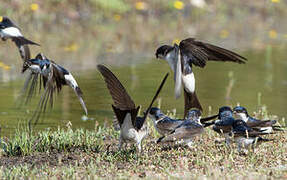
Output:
top-left (97, 64), bottom-right (169, 152)
top-left (204, 106), bottom-right (236, 145)
top-left (233, 106), bottom-right (283, 133)
top-left (0, 16), bottom-right (39, 61)
top-left (231, 119), bottom-right (274, 153)
top-left (21, 53), bottom-right (88, 125)
top-left (148, 107), bottom-right (185, 142)
top-left (155, 38), bottom-right (247, 117)
top-left (156, 109), bottom-right (204, 148)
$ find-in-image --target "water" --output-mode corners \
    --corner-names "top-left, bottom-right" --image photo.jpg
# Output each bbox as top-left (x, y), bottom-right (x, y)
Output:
top-left (0, 46), bottom-right (286, 136)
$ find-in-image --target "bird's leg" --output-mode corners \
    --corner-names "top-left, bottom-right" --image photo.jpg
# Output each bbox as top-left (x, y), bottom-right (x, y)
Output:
top-left (118, 137), bottom-right (123, 151)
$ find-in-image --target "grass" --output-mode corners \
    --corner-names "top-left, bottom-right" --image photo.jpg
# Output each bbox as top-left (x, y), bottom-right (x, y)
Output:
top-left (0, 105), bottom-right (286, 179)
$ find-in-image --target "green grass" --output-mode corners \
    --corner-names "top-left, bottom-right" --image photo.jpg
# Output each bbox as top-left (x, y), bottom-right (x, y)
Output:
top-left (0, 105), bottom-right (286, 179)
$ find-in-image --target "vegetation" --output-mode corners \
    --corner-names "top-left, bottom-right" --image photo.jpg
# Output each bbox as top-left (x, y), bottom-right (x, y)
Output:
top-left (0, 104), bottom-right (286, 179)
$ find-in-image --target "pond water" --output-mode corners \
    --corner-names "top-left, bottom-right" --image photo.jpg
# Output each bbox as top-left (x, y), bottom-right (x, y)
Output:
top-left (0, 46), bottom-right (286, 136)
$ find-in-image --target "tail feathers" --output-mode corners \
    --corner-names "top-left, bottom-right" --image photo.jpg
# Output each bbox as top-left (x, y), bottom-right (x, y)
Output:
top-left (14, 36), bottom-right (40, 46)
top-left (156, 136), bottom-right (166, 143)
top-left (202, 121), bottom-right (215, 128)
top-left (200, 114), bottom-right (219, 123)
top-left (257, 137), bottom-right (274, 143)
top-left (184, 90), bottom-right (202, 118)
top-left (74, 86), bottom-right (88, 115)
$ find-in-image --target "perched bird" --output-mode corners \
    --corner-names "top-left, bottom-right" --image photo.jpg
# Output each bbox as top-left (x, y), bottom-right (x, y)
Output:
top-left (148, 107), bottom-right (185, 141)
top-left (207, 106), bottom-right (235, 145)
top-left (97, 64), bottom-right (169, 152)
top-left (21, 53), bottom-right (88, 124)
top-left (155, 38), bottom-right (247, 117)
top-left (0, 16), bottom-right (39, 61)
top-left (233, 106), bottom-right (283, 133)
top-left (231, 119), bottom-right (274, 153)
top-left (157, 109), bottom-right (204, 148)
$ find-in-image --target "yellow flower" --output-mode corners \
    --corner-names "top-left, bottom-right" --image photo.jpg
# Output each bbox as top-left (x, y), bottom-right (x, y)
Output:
top-left (172, 39), bottom-right (180, 45)
top-left (113, 14), bottom-right (121, 21)
top-left (0, 62), bottom-right (4, 67)
top-left (271, 0), bottom-right (280, 3)
top-left (30, 3), bottom-right (39, 11)
top-left (220, 30), bottom-right (229, 39)
top-left (3, 65), bottom-right (11, 71)
top-left (0, 16), bottom-right (3, 22)
top-left (269, 30), bottom-right (277, 39)
top-left (174, 0), bottom-right (184, 10)
top-left (64, 43), bottom-right (79, 52)
top-left (284, 34), bottom-right (287, 39)
top-left (135, 2), bottom-right (147, 10)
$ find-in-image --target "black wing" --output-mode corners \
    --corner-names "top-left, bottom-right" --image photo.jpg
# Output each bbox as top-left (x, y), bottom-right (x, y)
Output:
top-left (179, 38), bottom-right (247, 68)
top-left (97, 64), bottom-right (138, 126)
top-left (135, 73), bottom-right (169, 130)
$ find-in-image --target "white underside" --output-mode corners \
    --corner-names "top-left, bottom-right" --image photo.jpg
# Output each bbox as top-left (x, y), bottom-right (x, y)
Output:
top-left (234, 113), bottom-right (249, 122)
top-left (29, 65), bottom-right (41, 74)
top-left (119, 113), bottom-right (147, 151)
top-left (0, 27), bottom-right (23, 38)
top-left (64, 73), bottom-right (78, 89)
top-left (260, 127), bottom-right (272, 133)
top-left (182, 73), bottom-right (195, 93)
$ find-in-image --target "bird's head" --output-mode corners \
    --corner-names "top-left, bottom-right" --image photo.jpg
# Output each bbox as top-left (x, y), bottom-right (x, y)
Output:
top-left (186, 109), bottom-right (202, 121)
top-left (148, 107), bottom-right (164, 121)
top-left (0, 16), bottom-right (17, 30)
top-left (218, 106), bottom-right (233, 119)
top-left (155, 44), bottom-right (176, 60)
top-left (233, 106), bottom-right (249, 121)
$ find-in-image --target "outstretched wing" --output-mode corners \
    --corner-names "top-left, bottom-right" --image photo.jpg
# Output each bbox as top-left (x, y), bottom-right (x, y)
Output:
top-left (179, 38), bottom-right (247, 68)
top-left (97, 64), bottom-right (138, 126)
top-left (135, 73), bottom-right (169, 130)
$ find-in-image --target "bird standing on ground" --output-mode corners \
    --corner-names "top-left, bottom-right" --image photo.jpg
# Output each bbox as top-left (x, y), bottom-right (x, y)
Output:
top-left (155, 38), bottom-right (247, 117)
top-left (233, 106), bottom-right (283, 133)
top-left (231, 119), bottom-right (274, 153)
top-left (156, 109), bottom-right (204, 148)
top-left (97, 64), bottom-right (169, 152)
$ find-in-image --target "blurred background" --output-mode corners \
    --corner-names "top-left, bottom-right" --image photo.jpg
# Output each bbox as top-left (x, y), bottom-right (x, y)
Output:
top-left (0, 0), bottom-right (286, 136)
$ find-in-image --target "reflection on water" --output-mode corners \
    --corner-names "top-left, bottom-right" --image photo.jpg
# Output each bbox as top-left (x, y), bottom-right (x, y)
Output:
top-left (0, 47), bottom-right (286, 136)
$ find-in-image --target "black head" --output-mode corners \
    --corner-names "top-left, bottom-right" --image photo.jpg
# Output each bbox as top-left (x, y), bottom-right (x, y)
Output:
top-left (186, 109), bottom-right (202, 120)
top-left (218, 106), bottom-right (233, 119)
top-left (155, 45), bottom-right (174, 59)
top-left (0, 16), bottom-right (17, 29)
top-left (149, 107), bottom-right (164, 119)
top-left (233, 106), bottom-right (248, 116)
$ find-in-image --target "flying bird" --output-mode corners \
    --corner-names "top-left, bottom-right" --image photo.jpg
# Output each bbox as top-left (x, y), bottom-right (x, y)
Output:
top-left (233, 106), bottom-right (284, 133)
top-left (0, 16), bottom-right (39, 61)
top-left (156, 109), bottom-right (205, 148)
top-left (97, 64), bottom-right (169, 152)
top-left (21, 53), bottom-right (88, 124)
top-left (155, 38), bottom-right (247, 117)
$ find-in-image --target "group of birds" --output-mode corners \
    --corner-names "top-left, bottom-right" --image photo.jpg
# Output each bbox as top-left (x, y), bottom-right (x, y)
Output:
top-left (0, 16), bottom-right (284, 153)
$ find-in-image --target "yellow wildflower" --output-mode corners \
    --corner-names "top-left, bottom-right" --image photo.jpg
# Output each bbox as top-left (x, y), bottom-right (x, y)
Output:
top-left (30, 3), bottom-right (39, 11)
top-left (271, 0), bottom-right (280, 3)
top-left (0, 16), bottom-right (3, 22)
top-left (220, 30), bottom-right (229, 39)
top-left (135, 2), bottom-right (147, 10)
top-left (3, 65), bottom-right (11, 71)
top-left (269, 30), bottom-right (277, 39)
top-left (64, 43), bottom-right (79, 52)
top-left (172, 39), bottom-right (180, 45)
top-left (284, 34), bottom-right (287, 39)
top-left (113, 14), bottom-right (121, 21)
top-left (174, 1), bottom-right (184, 10)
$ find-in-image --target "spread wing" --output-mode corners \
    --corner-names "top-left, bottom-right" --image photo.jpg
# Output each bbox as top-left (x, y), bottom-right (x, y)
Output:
top-left (97, 64), bottom-right (138, 126)
top-left (179, 38), bottom-right (247, 68)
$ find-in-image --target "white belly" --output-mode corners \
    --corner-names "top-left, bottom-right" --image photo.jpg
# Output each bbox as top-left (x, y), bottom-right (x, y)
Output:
top-left (182, 73), bottom-right (195, 93)
top-left (1, 27), bottom-right (23, 38)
